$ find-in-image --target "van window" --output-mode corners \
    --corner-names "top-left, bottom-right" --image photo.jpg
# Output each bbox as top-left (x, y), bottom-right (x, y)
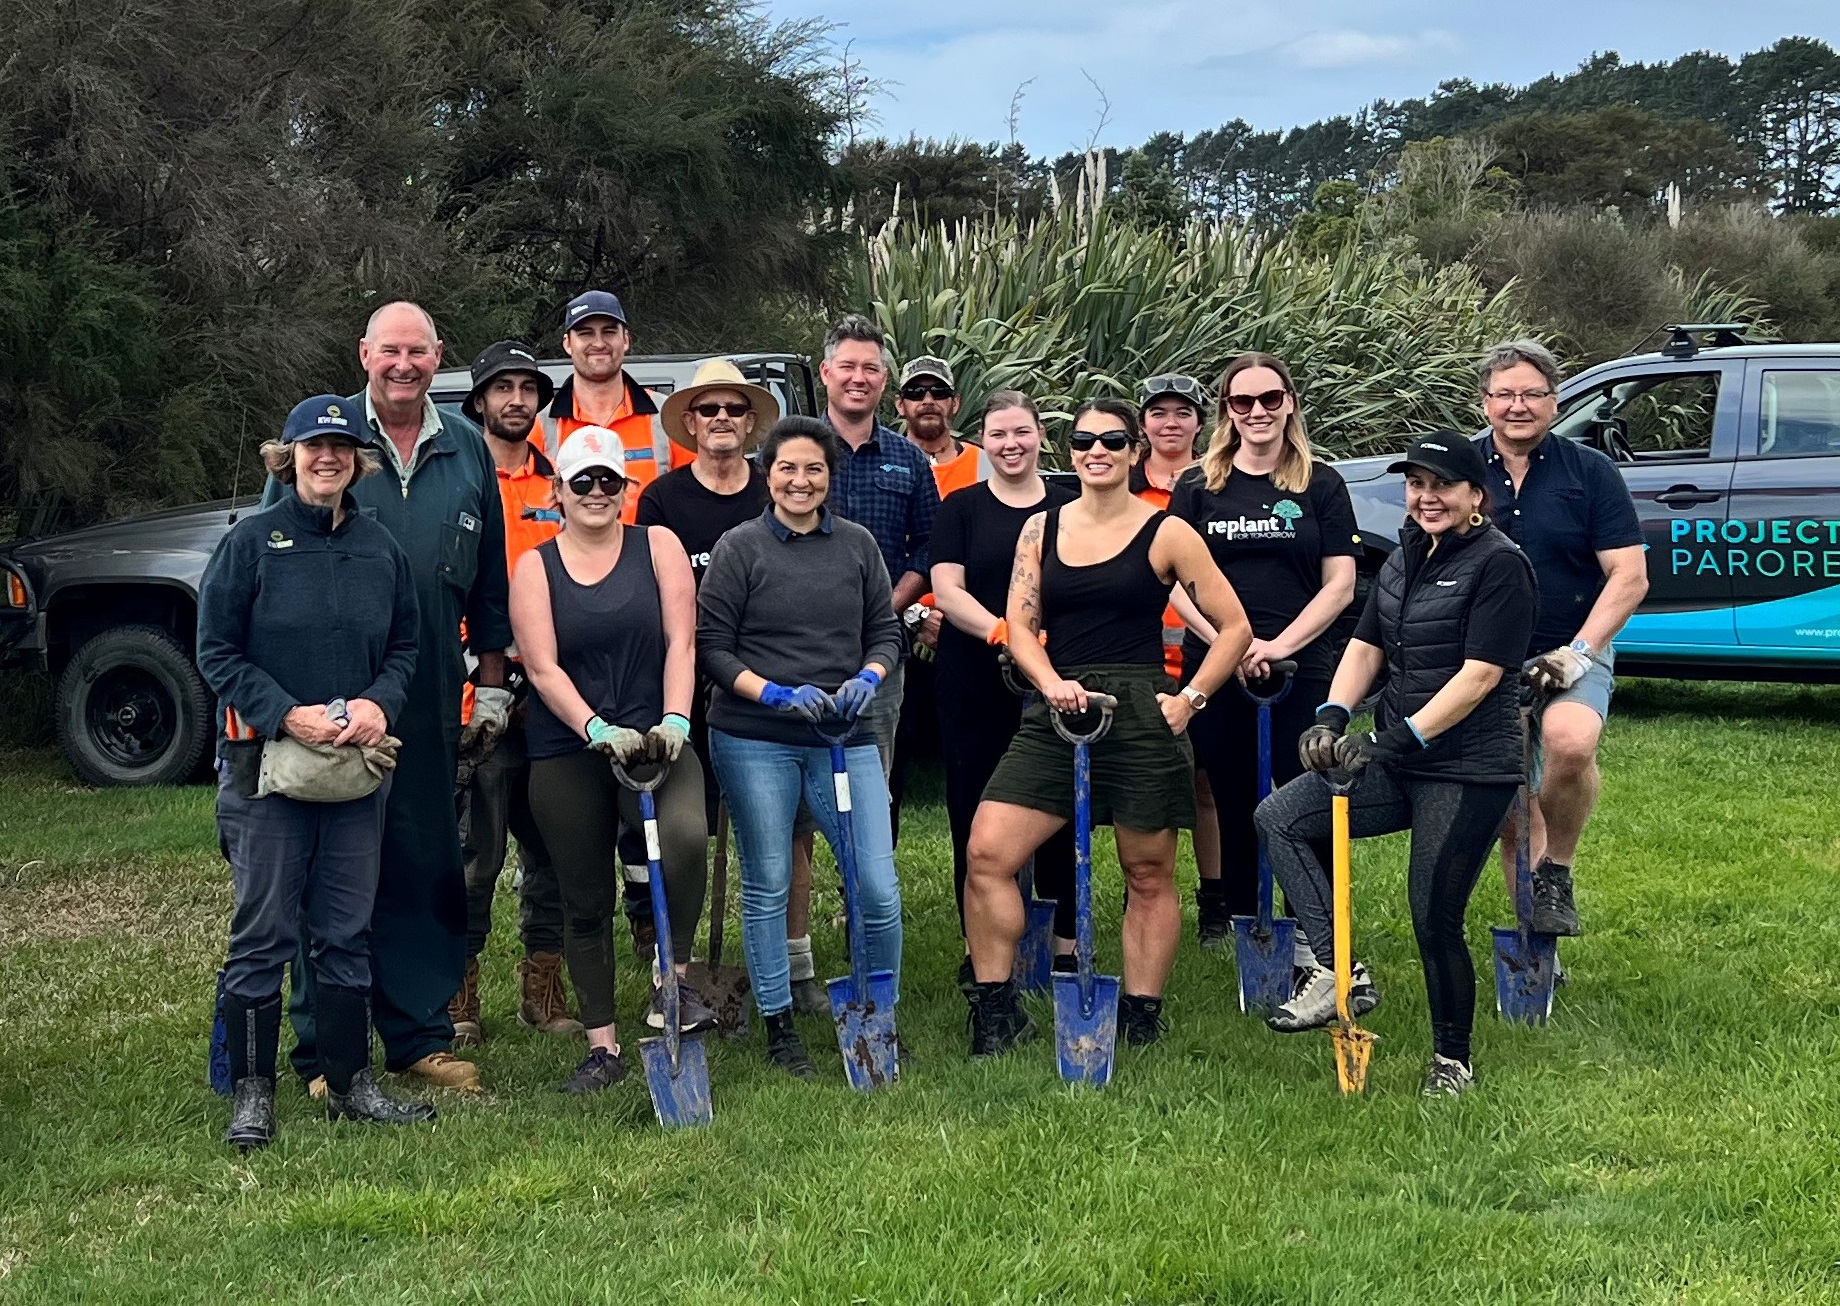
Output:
top-left (1757, 371), bottom-right (1840, 458)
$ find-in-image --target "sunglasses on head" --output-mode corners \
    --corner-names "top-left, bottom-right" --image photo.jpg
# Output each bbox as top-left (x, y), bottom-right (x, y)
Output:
top-left (1069, 429), bottom-right (1134, 452)
top-left (1226, 389), bottom-right (1290, 416)
top-left (567, 470), bottom-right (626, 496)
top-left (692, 401), bottom-right (751, 418)
top-left (901, 383), bottom-right (954, 401)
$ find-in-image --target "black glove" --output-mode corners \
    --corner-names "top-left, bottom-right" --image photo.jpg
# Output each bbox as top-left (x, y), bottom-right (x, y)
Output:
top-left (1331, 723), bottom-right (1424, 775)
top-left (1297, 704), bottom-right (1351, 774)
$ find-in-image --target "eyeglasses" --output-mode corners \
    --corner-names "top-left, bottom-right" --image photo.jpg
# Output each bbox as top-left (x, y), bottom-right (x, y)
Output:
top-left (1069, 430), bottom-right (1134, 452)
top-left (1484, 388), bottom-right (1555, 405)
top-left (567, 470), bottom-right (626, 496)
top-left (1225, 389), bottom-right (1290, 416)
top-left (900, 383), bottom-right (954, 401)
top-left (692, 402), bottom-right (751, 418)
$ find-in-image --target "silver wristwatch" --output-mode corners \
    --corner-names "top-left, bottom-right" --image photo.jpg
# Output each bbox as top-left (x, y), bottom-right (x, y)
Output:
top-left (1180, 685), bottom-right (1208, 711)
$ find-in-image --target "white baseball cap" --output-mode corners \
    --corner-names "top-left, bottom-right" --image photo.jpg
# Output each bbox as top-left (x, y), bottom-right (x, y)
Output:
top-left (556, 426), bottom-right (629, 484)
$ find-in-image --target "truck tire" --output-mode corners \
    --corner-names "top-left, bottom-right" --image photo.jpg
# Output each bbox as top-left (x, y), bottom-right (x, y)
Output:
top-left (56, 624), bottom-right (213, 787)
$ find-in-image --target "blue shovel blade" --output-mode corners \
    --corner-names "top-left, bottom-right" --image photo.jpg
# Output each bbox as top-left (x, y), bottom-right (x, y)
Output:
top-left (637, 1034), bottom-right (714, 1129)
top-left (1230, 915), bottom-right (1299, 1017)
top-left (1051, 972), bottom-right (1121, 1087)
top-left (827, 970), bottom-right (899, 1092)
top-left (1492, 926), bottom-right (1558, 1027)
top-left (1015, 900), bottom-right (1058, 994)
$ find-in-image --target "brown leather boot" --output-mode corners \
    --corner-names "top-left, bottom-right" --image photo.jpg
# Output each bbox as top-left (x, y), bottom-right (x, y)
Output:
top-left (517, 951), bottom-right (585, 1036)
top-left (448, 955), bottom-right (482, 1048)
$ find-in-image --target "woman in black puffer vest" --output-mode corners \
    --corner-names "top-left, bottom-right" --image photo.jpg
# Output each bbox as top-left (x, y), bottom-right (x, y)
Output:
top-left (1253, 433), bottom-right (1536, 1098)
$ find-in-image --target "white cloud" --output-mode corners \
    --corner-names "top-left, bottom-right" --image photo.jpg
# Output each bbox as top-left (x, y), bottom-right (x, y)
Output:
top-left (1285, 28), bottom-right (1460, 70)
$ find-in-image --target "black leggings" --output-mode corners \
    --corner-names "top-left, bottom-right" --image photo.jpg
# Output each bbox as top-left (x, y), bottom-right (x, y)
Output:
top-left (1255, 766), bottom-right (1516, 1064)
top-left (528, 747), bottom-right (709, 1031)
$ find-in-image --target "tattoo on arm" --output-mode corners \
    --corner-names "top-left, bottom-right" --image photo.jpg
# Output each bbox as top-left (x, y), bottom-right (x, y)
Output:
top-left (1012, 516), bottom-right (1043, 635)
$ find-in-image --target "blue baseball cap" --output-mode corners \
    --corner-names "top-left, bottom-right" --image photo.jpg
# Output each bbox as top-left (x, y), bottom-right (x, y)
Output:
top-left (281, 394), bottom-right (371, 445)
top-left (563, 290), bottom-right (628, 331)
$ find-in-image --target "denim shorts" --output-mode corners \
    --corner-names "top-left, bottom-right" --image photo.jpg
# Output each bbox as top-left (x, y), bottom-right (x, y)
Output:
top-left (1531, 644), bottom-right (1615, 789)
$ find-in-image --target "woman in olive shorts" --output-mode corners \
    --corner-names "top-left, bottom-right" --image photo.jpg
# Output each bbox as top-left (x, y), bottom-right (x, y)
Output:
top-left (962, 398), bottom-right (1252, 1055)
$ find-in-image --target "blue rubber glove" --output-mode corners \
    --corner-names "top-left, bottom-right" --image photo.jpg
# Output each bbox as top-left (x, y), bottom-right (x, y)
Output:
top-left (760, 682), bottom-right (833, 722)
top-left (832, 667), bottom-right (883, 721)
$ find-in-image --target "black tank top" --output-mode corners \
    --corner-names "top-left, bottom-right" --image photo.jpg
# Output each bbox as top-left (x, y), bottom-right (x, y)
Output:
top-left (1039, 507), bottom-right (1171, 667)
top-left (524, 528), bottom-right (666, 759)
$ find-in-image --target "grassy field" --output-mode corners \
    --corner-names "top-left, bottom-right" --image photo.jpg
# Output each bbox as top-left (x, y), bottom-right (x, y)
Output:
top-left (2, 678), bottom-right (1839, 1303)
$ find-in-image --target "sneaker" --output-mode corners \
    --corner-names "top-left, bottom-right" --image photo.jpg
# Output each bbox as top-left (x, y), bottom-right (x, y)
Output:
top-left (1422, 1054), bottom-right (1475, 1098)
top-left (449, 955), bottom-right (482, 1048)
top-left (789, 977), bottom-right (829, 1016)
top-left (764, 1011), bottom-right (817, 1080)
top-left (1196, 886), bottom-right (1231, 952)
top-left (646, 980), bottom-right (719, 1033)
top-left (1349, 962), bottom-right (1382, 1017)
top-left (1528, 858), bottom-right (1582, 936)
top-left (1118, 993), bottom-right (1166, 1047)
top-left (327, 1069), bottom-right (437, 1124)
top-left (967, 980), bottom-right (1037, 1058)
top-left (561, 1046), bottom-right (629, 1094)
top-left (1267, 965), bottom-right (1338, 1033)
top-left (403, 1051), bottom-right (482, 1092)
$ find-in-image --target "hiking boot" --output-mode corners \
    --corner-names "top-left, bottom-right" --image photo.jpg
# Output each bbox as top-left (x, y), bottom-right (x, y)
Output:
top-left (1529, 859), bottom-right (1581, 936)
top-left (646, 980), bottom-right (719, 1033)
top-left (1118, 993), bottom-right (1166, 1047)
top-left (1349, 962), bottom-right (1382, 1017)
top-left (967, 980), bottom-right (1037, 1059)
top-left (561, 1046), bottom-right (629, 1094)
top-left (327, 1069), bottom-right (437, 1124)
top-left (624, 878), bottom-right (656, 959)
top-left (1267, 965), bottom-right (1338, 1033)
top-left (449, 955), bottom-right (482, 1048)
top-left (403, 1052), bottom-right (481, 1092)
top-left (789, 977), bottom-right (829, 1016)
top-left (1196, 883), bottom-right (1231, 951)
top-left (518, 952), bottom-right (585, 1036)
top-left (764, 1011), bottom-right (817, 1080)
top-left (224, 1078), bottom-right (276, 1151)
top-left (1422, 1054), bottom-right (1476, 1098)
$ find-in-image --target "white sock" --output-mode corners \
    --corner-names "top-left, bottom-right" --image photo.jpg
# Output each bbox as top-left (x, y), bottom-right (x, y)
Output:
top-left (787, 935), bottom-right (814, 982)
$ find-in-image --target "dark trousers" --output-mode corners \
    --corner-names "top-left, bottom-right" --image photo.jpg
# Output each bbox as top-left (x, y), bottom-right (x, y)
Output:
top-left (1187, 675), bottom-right (1327, 917)
top-left (217, 774), bottom-right (388, 1000)
top-left (891, 651), bottom-right (939, 846)
top-left (290, 720), bottom-right (468, 1077)
top-left (458, 719), bottom-right (564, 957)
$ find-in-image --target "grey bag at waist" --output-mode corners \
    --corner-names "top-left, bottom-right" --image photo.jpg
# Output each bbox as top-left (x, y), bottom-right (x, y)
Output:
top-left (254, 735), bottom-right (400, 803)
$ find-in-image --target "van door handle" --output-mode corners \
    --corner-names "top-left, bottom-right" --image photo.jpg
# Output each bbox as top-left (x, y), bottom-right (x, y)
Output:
top-left (1654, 487), bottom-right (1722, 506)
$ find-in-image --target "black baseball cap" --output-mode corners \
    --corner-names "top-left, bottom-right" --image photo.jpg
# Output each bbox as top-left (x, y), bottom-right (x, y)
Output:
top-left (1387, 431), bottom-right (1489, 488)
top-left (464, 340), bottom-right (555, 421)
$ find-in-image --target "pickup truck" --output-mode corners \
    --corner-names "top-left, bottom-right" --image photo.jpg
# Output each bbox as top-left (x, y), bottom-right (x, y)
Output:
top-left (1334, 326), bottom-right (1840, 683)
top-left (0, 352), bottom-right (818, 786)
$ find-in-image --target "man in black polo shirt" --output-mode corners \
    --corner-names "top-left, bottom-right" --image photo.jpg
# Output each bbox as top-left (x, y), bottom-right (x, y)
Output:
top-left (1472, 339), bottom-right (1649, 936)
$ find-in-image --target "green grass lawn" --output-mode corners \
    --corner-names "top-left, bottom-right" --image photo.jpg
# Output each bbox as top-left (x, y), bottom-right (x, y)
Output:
top-left (2, 678), bottom-right (1840, 1303)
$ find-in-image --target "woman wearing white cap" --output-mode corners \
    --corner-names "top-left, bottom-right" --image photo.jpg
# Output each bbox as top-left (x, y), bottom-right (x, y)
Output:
top-left (513, 426), bottom-right (713, 1095)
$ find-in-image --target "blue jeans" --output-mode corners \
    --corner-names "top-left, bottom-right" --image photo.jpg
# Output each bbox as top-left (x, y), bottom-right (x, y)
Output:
top-left (708, 729), bottom-right (902, 1017)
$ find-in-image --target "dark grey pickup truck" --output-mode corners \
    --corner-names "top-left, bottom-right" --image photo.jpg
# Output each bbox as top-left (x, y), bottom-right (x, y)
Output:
top-left (0, 353), bottom-right (817, 785)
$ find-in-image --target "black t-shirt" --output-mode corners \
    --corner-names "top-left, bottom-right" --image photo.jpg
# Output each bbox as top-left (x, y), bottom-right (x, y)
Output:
top-left (1352, 549), bottom-right (1535, 669)
top-left (1167, 463), bottom-right (1362, 680)
top-left (930, 479), bottom-right (1076, 672)
top-left (635, 462), bottom-right (770, 586)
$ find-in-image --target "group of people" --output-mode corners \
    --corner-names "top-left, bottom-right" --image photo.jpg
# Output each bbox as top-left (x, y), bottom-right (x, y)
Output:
top-left (196, 290), bottom-right (1647, 1148)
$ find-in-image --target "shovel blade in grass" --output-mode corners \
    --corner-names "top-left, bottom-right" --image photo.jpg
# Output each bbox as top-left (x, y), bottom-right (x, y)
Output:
top-left (1051, 972), bottom-right (1120, 1087)
top-left (1331, 1023), bottom-right (1377, 1096)
top-left (638, 1034), bottom-right (714, 1129)
top-left (1230, 915), bottom-right (1298, 1017)
top-left (1492, 926), bottom-right (1558, 1026)
top-left (828, 969), bottom-right (899, 1091)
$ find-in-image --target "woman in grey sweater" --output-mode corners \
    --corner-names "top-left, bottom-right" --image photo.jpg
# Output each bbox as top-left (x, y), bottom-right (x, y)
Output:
top-left (698, 417), bottom-right (905, 1080)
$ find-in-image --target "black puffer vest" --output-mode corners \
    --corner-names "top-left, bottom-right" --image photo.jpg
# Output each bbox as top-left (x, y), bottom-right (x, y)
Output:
top-left (1372, 519), bottom-right (1534, 785)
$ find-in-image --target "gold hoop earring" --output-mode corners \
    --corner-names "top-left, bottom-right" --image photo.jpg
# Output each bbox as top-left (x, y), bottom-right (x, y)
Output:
top-left (1469, 511), bottom-right (1484, 527)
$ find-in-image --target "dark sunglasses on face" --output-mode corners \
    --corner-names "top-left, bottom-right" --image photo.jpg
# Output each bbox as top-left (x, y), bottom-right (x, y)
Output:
top-left (1069, 429), bottom-right (1134, 452)
top-left (900, 383), bottom-right (955, 401)
top-left (567, 470), bottom-right (626, 496)
top-left (692, 401), bottom-right (751, 418)
top-left (1226, 389), bottom-right (1290, 416)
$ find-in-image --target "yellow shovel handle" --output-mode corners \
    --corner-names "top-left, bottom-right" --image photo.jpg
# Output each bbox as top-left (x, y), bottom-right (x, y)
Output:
top-left (1332, 792), bottom-right (1352, 1024)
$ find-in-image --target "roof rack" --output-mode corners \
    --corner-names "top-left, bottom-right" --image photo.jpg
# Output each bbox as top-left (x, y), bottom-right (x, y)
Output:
top-left (1659, 323), bottom-right (1749, 359)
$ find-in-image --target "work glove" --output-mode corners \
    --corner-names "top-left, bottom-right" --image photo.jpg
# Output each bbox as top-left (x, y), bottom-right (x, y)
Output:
top-left (1523, 645), bottom-right (1592, 695)
top-left (645, 714), bottom-right (691, 764)
top-left (363, 736), bottom-right (402, 779)
top-left (458, 686), bottom-right (515, 760)
top-left (1332, 723), bottom-right (1425, 776)
top-left (1297, 704), bottom-right (1351, 774)
top-left (585, 715), bottom-right (648, 763)
top-left (760, 682), bottom-right (834, 723)
top-left (832, 668), bottom-right (882, 721)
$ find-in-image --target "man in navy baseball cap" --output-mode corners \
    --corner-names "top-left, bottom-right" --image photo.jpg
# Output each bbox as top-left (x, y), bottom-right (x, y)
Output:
top-left (561, 290), bottom-right (627, 331)
top-left (281, 394), bottom-right (374, 445)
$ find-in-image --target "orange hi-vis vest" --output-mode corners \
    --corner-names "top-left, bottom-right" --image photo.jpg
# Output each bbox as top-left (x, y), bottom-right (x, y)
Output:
top-left (461, 442), bottom-right (563, 727)
top-left (1132, 460), bottom-right (1190, 680)
top-left (538, 373), bottom-right (691, 525)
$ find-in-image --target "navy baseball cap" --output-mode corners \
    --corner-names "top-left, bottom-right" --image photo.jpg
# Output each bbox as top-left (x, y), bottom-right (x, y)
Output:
top-left (563, 290), bottom-right (628, 331)
top-left (282, 394), bottom-right (371, 445)
top-left (1387, 431), bottom-right (1489, 488)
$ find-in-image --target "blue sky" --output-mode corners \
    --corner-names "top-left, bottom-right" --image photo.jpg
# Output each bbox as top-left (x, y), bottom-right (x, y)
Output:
top-left (762, 1), bottom-right (1840, 153)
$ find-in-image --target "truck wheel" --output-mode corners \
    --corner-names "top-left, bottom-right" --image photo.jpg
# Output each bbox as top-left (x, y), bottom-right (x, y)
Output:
top-left (56, 625), bottom-right (213, 787)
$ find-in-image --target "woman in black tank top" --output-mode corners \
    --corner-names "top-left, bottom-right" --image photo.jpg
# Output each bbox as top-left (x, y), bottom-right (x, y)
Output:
top-left (510, 427), bottom-right (712, 1096)
top-left (961, 398), bottom-right (1254, 1058)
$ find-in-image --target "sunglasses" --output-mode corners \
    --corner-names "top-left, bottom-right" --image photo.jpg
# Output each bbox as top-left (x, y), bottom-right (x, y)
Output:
top-left (692, 401), bottom-right (751, 418)
top-left (1069, 429), bottom-right (1134, 452)
top-left (901, 383), bottom-right (955, 401)
top-left (567, 470), bottom-right (626, 496)
top-left (1226, 389), bottom-right (1290, 416)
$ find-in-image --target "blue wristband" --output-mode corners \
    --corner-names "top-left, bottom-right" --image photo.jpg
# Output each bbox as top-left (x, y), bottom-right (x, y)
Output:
top-left (855, 667), bottom-right (883, 687)
top-left (1403, 715), bottom-right (1427, 747)
top-left (661, 713), bottom-right (692, 735)
top-left (1316, 700), bottom-right (1354, 716)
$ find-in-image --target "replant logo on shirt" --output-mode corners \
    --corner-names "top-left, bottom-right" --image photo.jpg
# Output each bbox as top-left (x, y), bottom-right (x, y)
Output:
top-left (1207, 502), bottom-right (1298, 542)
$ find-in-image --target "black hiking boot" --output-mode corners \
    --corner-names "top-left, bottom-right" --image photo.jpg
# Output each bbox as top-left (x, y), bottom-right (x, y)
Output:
top-left (1118, 993), bottom-right (1166, 1047)
top-left (956, 954), bottom-right (977, 995)
top-left (1529, 858), bottom-right (1582, 936)
top-left (764, 1011), bottom-right (818, 1080)
top-left (221, 991), bottom-right (282, 1150)
top-left (224, 1077), bottom-right (276, 1151)
top-left (1196, 882), bottom-right (1231, 952)
top-left (967, 980), bottom-right (1037, 1058)
top-left (327, 1069), bottom-right (437, 1124)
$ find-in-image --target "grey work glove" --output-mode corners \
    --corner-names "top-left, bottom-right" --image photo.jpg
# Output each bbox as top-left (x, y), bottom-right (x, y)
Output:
top-left (1522, 645), bottom-right (1592, 695)
top-left (644, 716), bottom-right (690, 765)
top-left (362, 736), bottom-right (402, 778)
top-left (586, 715), bottom-right (648, 764)
top-left (1298, 704), bottom-right (1350, 775)
top-left (458, 686), bottom-right (515, 762)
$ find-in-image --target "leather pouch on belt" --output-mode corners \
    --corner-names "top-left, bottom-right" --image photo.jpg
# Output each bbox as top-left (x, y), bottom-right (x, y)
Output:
top-left (223, 739), bottom-right (264, 799)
